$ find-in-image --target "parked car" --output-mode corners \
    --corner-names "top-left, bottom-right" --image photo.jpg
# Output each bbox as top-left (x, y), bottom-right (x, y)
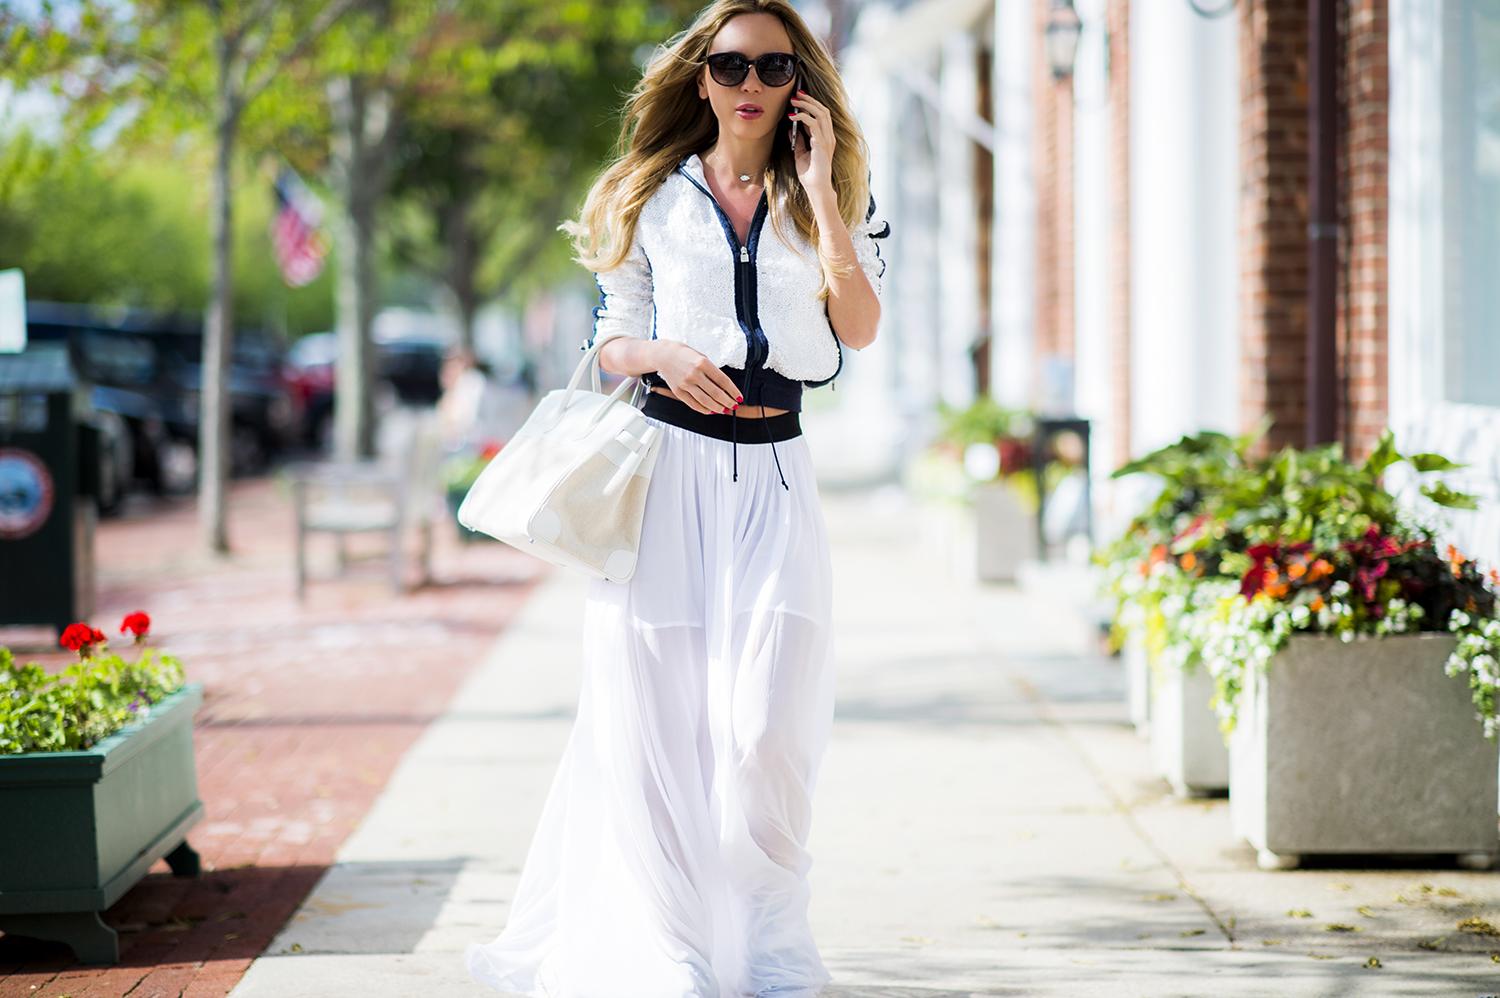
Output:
top-left (153, 326), bottom-right (300, 472)
top-left (377, 331), bottom-right (447, 405)
top-left (25, 301), bottom-right (300, 502)
top-left (285, 330), bottom-right (449, 449)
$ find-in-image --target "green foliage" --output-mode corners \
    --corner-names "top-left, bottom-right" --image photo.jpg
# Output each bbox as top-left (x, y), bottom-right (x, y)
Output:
top-left (905, 397), bottom-right (1059, 514)
top-left (384, 0), bottom-right (705, 307)
top-left (1096, 425), bottom-right (1500, 740)
top-left (1203, 428), bottom-right (1477, 554)
top-left (933, 395), bottom-right (1034, 449)
top-left (0, 130), bottom-right (209, 313)
top-left (1096, 418), bottom-right (1268, 581)
top-left (442, 445), bottom-right (499, 493)
top-left (0, 128), bottom-right (336, 333)
top-left (0, 644), bottom-right (187, 755)
top-left (5, 0), bottom-right (709, 333)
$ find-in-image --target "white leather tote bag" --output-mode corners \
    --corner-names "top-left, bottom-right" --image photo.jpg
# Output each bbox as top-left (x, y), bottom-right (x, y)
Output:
top-left (456, 332), bottom-right (663, 583)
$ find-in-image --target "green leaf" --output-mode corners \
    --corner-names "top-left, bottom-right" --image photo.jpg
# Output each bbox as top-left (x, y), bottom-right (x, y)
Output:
top-left (1363, 429), bottom-right (1400, 478)
top-left (1407, 452), bottom-right (1465, 473)
top-left (1420, 482), bottom-right (1480, 510)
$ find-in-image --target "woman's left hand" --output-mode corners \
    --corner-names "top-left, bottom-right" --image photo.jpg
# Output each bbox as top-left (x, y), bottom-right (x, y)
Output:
top-left (789, 90), bottom-right (835, 197)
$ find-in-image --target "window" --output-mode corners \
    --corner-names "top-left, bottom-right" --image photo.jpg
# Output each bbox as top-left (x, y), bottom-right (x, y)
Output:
top-left (1441, 2), bottom-right (1500, 407)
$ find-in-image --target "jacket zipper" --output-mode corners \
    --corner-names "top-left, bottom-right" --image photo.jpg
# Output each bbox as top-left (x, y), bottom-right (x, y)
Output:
top-left (679, 166), bottom-right (769, 380)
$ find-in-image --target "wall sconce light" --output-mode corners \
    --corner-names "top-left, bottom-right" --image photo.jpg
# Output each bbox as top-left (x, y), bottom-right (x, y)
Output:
top-left (1187, 0), bottom-right (1237, 17)
top-left (1044, 0), bottom-right (1083, 81)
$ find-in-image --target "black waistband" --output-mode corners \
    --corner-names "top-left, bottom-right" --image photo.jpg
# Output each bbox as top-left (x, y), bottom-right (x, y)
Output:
top-left (642, 390), bottom-right (802, 443)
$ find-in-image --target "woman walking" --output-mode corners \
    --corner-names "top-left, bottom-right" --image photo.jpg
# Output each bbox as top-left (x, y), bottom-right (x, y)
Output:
top-left (466, 2), bottom-right (888, 995)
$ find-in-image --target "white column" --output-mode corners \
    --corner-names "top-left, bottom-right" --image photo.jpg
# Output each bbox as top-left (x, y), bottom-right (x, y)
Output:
top-left (1072, 0), bottom-right (1113, 471)
top-left (938, 29), bottom-right (981, 409)
top-left (992, 0), bottom-right (1036, 411)
top-left (1127, 0), bottom-right (1240, 456)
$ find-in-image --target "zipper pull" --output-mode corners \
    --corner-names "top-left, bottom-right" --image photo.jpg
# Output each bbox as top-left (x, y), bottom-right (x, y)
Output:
top-left (739, 245), bottom-right (749, 263)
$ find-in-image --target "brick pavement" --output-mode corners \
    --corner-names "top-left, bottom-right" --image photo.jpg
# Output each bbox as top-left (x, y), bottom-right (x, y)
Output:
top-left (0, 472), bottom-right (546, 998)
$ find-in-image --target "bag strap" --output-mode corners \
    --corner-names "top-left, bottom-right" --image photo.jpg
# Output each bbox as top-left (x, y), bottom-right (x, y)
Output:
top-left (583, 331), bottom-right (654, 408)
top-left (551, 335), bottom-right (644, 436)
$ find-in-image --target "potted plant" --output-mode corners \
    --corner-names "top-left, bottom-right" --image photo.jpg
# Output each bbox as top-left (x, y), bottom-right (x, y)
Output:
top-left (0, 612), bottom-right (204, 963)
top-left (1167, 433), bottom-right (1500, 869)
top-left (443, 439), bottom-right (504, 543)
top-left (904, 397), bottom-right (1046, 582)
top-left (1096, 421), bottom-right (1266, 767)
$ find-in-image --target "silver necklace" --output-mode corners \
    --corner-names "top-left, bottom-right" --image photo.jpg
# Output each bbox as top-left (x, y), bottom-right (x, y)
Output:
top-left (738, 173), bottom-right (751, 182)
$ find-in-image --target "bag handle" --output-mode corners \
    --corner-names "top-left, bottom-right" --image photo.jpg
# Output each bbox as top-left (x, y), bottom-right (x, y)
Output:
top-left (578, 331), bottom-right (655, 402)
top-left (548, 334), bottom-right (646, 436)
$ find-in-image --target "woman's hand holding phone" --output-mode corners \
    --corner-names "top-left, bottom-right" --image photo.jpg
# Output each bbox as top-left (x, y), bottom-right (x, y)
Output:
top-left (788, 82), bottom-right (835, 197)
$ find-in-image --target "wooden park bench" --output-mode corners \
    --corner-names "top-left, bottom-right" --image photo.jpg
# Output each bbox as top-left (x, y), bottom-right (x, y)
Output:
top-left (288, 409), bottom-right (447, 599)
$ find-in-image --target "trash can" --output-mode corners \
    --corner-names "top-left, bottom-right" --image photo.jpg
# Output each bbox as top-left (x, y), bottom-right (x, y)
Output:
top-left (1031, 415), bottom-right (1092, 562)
top-left (0, 342), bottom-right (98, 636)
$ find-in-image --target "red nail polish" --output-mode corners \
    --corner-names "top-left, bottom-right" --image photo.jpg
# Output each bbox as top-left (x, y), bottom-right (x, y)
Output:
top-left (736, 396), bottom-right (744, 403)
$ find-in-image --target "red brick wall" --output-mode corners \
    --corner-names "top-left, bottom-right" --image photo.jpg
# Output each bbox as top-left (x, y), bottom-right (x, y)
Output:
top-left (1239, 0), bottom-right (1390, 461)
top-left (1035, 0), bottom-right (1076, 383)
top-left (1107, 0), bottom-right (1131, 465)
top-left (1240, 0), bottom-right (1311, 457)
top-left (1336, 0), bottom-right (1389, 462)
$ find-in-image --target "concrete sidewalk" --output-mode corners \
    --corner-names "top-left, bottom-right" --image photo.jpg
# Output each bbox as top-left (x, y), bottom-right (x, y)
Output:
top-left (229, 485), bottom-right (1500, 997)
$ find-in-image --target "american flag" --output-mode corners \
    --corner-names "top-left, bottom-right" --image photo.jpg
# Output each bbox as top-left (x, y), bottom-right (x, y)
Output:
top-left (270, 166), bottom-right (328, 288)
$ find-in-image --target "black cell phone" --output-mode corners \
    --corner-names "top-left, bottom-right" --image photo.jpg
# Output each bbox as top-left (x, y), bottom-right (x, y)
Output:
top-left (790, 74), bottom-right (801, 148)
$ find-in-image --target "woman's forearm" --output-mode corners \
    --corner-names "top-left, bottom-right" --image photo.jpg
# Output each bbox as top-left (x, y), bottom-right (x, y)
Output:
top-left (599, 337), bottom-right (676, 378)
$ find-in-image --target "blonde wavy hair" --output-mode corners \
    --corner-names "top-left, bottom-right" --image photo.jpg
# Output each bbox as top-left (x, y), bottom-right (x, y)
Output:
top-left (559, 0), bottom-right (872, 299)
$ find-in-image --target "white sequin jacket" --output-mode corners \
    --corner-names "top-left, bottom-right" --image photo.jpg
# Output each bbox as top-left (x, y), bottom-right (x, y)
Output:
top-left (584, 152), bottom-right (890, 412)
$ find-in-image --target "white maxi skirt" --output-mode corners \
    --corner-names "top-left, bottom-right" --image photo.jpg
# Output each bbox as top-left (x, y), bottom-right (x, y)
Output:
top-left (466, 395), bottom-right (838, 998)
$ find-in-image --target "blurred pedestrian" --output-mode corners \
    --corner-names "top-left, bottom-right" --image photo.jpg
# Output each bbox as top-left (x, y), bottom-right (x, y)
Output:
top-left (436, 345), bottom-right (489, 451)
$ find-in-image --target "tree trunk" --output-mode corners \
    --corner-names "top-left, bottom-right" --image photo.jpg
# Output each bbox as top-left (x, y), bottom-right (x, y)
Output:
top-left (200, 50), bottom-right (238, 555)
top-left (443, 181), bottom-right (480, 352)
top-left (328, 73), bottom-right (396, 462)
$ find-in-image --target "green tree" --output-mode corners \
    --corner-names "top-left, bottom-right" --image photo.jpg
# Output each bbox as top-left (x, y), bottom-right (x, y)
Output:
top-left (5, 0), bottom-right (368, 555)
top-left (384, 0), bottom-right (699, 347)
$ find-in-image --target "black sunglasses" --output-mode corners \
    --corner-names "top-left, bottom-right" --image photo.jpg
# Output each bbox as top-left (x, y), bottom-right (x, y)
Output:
top-left (705, 51), bottom-right (798, 88)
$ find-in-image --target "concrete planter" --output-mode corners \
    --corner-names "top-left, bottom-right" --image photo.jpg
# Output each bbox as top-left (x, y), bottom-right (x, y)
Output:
top-left (0, 682), bottom-right (205, 963)
top-left (1228, 634), bottom-right (1499, 870)
top-left (1149, 657), bottom-right (1229, 796)
top-left (916, 497), bottom-right (976, 582)
top-left (1122, 631), bottom-right (1151, 737)
top-left (973, 480), bottom-right (1036, 582)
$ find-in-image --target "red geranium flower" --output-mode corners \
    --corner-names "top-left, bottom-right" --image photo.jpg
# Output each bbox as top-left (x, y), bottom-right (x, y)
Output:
top-left (60, 622), bottom-right (108, 658)
top-left (120, 611), bottom-right (151, 642)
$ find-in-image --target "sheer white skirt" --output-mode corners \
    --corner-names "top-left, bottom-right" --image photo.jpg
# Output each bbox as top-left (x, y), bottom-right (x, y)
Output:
top-left (465, 413), bottom-right (837, 998)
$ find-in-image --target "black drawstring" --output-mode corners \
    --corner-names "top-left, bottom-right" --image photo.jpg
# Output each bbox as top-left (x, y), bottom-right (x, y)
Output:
top-left (759, 378), bottom-right (789, 491)
top-left (729, 365), bottom-right (788, 491)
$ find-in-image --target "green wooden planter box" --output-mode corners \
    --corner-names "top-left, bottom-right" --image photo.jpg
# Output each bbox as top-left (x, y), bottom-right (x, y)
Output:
top-left (0, 681), bottom-right (206, 964)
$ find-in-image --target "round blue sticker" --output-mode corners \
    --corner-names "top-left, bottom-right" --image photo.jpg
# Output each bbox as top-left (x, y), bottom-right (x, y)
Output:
top-left (0, 447), bottom-right (55, 540)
